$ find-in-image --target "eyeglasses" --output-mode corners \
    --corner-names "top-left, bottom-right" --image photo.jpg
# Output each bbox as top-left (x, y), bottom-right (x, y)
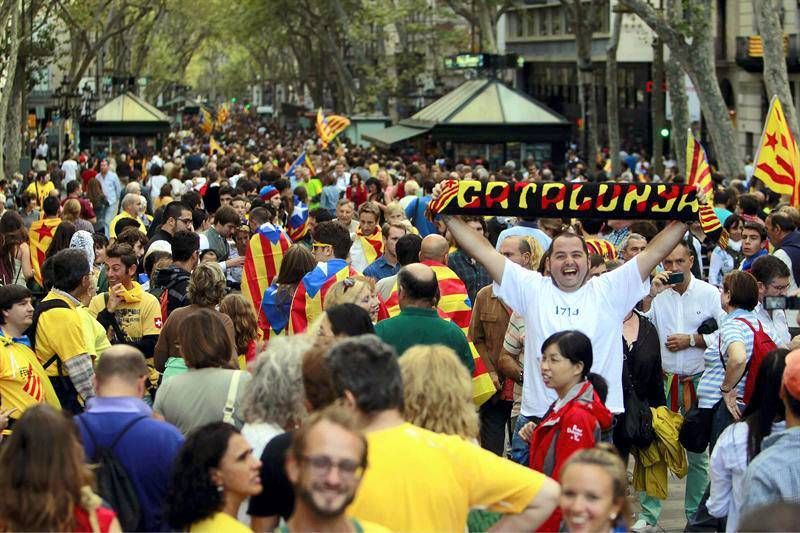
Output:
top-left (769, 282), bottom-right (790, 292)
top-left (298, 454), bottom-right (364, 479)
top-left (177, 218), bottom-right (193, 224)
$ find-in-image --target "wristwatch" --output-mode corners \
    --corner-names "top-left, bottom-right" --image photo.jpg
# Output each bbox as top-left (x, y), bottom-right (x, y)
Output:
top-left (720, 385), bottom-right (732, 393)
top-left (689, 334), bottom-right (696, 348)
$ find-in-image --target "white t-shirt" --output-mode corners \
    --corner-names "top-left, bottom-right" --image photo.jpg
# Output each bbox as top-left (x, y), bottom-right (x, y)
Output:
top-left (61, 159), bottom-right (79, 184)
top-left (493, 256), bottom-right (649, 416)
top-left (149, 174), bottom-right (168, 203)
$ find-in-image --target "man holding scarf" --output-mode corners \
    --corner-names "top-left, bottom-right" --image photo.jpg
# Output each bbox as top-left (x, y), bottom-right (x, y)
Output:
top-left (88, 243), bottom-right (162, 392)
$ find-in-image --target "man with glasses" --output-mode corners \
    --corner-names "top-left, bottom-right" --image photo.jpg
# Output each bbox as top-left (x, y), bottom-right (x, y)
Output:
top-left (282, 406), bottom-right (388, 532)
top-left (750, 255), bottom-right (791, 348)
top-left (146, 201), bottom-right (193, 251)
top-left (638, 241), bottom-right (725, 528)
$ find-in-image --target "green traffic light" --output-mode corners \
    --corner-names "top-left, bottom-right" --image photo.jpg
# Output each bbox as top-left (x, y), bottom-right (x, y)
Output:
top-left (660, 128), bottom-right (670, 137)
top-left (245, 104), bottom-right (251, 110)
top-left (231, 97), bottom-right (237, 103)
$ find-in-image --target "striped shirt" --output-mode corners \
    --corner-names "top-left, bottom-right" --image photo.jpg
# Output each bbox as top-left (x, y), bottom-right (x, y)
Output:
top-left (697, 308), bottom-right (757, 408)
top-left (502, 312), bottom-right (525, 418)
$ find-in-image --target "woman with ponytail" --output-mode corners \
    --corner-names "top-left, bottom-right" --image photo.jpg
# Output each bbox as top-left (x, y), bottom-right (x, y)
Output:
top-left (519, 330), bottom-right (614, 532)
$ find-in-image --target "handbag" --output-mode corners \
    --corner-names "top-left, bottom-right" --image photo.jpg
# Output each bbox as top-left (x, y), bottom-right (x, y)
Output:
top-left (621, 339), bottom-right (655, 448)
top-left (222, 370), bottom-right (243, 425)
top-left (679, 404), bottom-right (715, 453)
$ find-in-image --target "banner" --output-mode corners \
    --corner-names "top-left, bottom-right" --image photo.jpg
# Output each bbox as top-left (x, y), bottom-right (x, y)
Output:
top-left (428, 180), bottom-right (700, 221)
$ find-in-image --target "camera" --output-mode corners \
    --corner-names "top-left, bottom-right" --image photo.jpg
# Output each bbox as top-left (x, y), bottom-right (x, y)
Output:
top-left (666, 272), bottom-right (684, 285)
top-left (764, 296), bottom-right (800, 310)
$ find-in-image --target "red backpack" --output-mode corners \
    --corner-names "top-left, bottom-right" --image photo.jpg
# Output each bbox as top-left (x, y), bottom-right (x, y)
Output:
top-left (720, 318), bottom-right (776, 404)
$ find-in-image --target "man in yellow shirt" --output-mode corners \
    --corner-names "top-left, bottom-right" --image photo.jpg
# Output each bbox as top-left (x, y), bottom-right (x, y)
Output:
top-left (109, 193), bottom-right (147, 239)
top-left (325, 336), bottom-right (560, 532)
top-left (24, 170), bottom-right (56, 208)
top-left (88, 243), bottom-right (162, 391)
top-left (0, 285), bottom-right (61, 426)
top-left (32, 249), bottom-right (96, 414)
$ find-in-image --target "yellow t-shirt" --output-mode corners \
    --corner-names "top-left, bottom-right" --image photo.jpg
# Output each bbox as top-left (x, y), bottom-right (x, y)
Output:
top-left (76, 306), bottom-right (112, 358)
top-left (25, 180), bottom-right (55, 208)
top-left (108, 211), bottom-right (147, 238)
top-left (189, 512), bottom-right (251, 532)
top-left (347, 423), bottom-right (545, 532)
top-left (88, 288), bottom-right (162, 341)
top-left (35, 292), bottom-right (89, 377)
top-left (0, 334), bottom-right (61, 418)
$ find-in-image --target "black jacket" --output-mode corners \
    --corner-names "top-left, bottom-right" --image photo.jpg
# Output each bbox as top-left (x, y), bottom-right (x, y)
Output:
top-left (154, 264), bottom-right (190, 317)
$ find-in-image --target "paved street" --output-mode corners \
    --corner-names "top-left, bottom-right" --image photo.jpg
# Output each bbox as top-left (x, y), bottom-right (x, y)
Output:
top-left (630, 467), bottom-right (690, 532)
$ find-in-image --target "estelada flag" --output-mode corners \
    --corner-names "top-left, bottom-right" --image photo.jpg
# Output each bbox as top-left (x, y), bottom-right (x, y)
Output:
top-left (316, 108), bottom-right (350, 149)
top-left (287, 200), bottom-right (309, 242)
top-left (356, 228), bottom-right (384, 265)
top-left (289, 259), bottom-right (356, 333)
top-left (383, 260), bottom-right (495, 406)
top-left (258, 283), bottom-right (291, 340)
top-left (209, 136), bottom-right (224, 156)
top-left (241, 223), bottom-right (291, 314)
top-left (29, 218), bottom-right (61, 287)
top-left (686, 129), bottom-right (713, 199)
top-left (753, 96), bottom-right (800, 206)
top-left (200, 108), bottom-right (214, 135)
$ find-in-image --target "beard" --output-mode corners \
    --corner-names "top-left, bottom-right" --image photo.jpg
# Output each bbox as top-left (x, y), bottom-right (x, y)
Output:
top-left (296, 483), bottom-right (356, 519)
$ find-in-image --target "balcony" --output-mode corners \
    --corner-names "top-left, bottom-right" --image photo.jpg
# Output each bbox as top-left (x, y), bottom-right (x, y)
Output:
top-left (735, 34), bottom-right (800, 72)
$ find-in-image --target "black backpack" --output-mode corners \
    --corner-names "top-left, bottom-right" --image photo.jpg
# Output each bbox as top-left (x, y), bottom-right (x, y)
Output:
top-left (78, 416), bottom-right (146, 531)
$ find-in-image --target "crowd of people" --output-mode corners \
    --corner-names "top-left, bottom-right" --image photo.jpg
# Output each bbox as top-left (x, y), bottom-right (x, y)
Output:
top-left (0, 110), bottom-right (799, 532)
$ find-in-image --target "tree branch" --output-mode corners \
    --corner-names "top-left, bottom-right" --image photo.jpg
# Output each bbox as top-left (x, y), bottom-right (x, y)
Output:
top-left (619, 0), bottom-right (689, 60)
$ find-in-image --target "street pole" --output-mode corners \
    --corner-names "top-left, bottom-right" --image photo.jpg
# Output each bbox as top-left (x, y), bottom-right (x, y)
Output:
top-left (652, 37), bottom-right (665, 180)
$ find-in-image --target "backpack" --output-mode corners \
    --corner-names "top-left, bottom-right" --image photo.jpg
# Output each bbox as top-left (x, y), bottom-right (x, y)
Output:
top-left (78, 416), bottom-right (146, 532)
top-left (719, 318), bottom-right (776, 405)
top-left (25, 298), bottom-right (71, 368)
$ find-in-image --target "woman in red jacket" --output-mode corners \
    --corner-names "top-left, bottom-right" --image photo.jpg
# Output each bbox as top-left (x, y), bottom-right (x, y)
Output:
top-left (346, 175), bottom-right (368, 207)
top-left (522, 330), bottom-right (614, 532)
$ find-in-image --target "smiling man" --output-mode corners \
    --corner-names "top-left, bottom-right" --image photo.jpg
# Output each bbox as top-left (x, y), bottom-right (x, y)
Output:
top-left (283, 407), bottom-right (388, 532)
top-left (436, 184), bottom-right (690, 442)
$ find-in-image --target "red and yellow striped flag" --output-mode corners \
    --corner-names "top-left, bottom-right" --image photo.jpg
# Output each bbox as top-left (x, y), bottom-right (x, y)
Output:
top-left (356, 229), bottom-right (384, 265)
top-left (200, 108), bottom-right (214, 135)
top-left (753, 96), bottom-right (800, 206)
top-left (241, 223), bottom-right (292, 314)
top-left (383, 260), bottom-right (495, 406)
top-left (29, 218), bottom-right (61, 287)
top-left (686, 129), bottom-right (712, 199)
top-left (585, 238), bottom-right (617, 260)
top-left (316, 108), bottom-right (350, 149)
top-left (289, 259), bottom-right (356, 334)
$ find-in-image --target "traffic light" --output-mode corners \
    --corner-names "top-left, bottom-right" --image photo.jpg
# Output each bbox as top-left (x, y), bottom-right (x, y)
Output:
top-left (660, 127), bottom-right (670, 138)
top-left (245, 104), bottom-right (251, 110)
top-left (231, 97), bottom-right (237, 103)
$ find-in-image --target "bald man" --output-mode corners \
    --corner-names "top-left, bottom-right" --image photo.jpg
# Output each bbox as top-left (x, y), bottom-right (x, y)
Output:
top-left (420, 234), bottom-right (449, 264)
top-left (75, 345), bottom-right (184, 531)
top-left (375, 264), bottom-right (474, 371)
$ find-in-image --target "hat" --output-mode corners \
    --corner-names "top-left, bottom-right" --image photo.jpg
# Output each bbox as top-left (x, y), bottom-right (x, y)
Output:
top-left (784, 349), bottom-right (800, 400)
top-left (145, 240), bottom-right (172, 260)
top-left (259, 185), bottom-right (279, 201)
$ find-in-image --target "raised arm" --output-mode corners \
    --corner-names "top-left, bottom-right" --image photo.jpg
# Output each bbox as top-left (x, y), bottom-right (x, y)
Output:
top-left (442, 215), bottom-right (506, 283)
top-left (635, 221), bottom-right (688, 282)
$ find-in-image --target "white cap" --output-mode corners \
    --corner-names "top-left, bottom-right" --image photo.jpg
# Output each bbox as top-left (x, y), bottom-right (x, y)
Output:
top-left (145, 240), bottom-right (172, 259)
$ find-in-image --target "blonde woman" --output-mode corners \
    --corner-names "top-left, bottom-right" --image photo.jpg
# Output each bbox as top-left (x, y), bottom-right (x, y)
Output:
top-left (385, 202), bottom-right (418, 234)
top-left (324, 275), bottom-right (380, 322)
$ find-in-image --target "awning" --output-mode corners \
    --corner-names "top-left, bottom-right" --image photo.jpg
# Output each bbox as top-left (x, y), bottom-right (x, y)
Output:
top-left (362, 124), bottom-right (430, 148)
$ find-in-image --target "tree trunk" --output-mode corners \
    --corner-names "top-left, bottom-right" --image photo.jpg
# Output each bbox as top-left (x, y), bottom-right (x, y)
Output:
top-left (651, 38), bottom-right (665, 179)
top-left (476, 0), bottom-right (498, 53)
top-left (755, 0), bottom-right (800, 142)
top-left (576, 29), bottom-right (598, 165)
top-left (606, 11), bottom-right (623, 177)
top-left (665, 59), bottom-right (689, 178)
top-left (4, 63), bottom-right (25, 179)
top-left (620, 0), bottom-right (742, 178)
top-left (383, 14), bottom-right (401, 122)
top-left (0, 0), bottom-right (22, 182)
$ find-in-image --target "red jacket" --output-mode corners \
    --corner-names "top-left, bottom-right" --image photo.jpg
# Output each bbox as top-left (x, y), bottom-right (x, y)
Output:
top-left (529, 380), bottom-right (613, 532)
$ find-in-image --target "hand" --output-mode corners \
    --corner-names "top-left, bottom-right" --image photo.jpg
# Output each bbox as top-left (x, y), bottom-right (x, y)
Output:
top-left (489, 371), bottom-right (500, 391)
top-left (0, 407), bottom-right (17, 431)
top-left (518, 421), bottom-right (537, 443)
top-left (723, 388), bottom-right (741, 420)
top-left (107, 284), bottom-right (125, 313)
top-left (431, 182), bottom-right (443, 201)
top-left (665, 333), bottom-right (691, 352)
top-left (227, 255), bottom-right (245, 268)
top-left (649, 271), bottom-right (672, 298)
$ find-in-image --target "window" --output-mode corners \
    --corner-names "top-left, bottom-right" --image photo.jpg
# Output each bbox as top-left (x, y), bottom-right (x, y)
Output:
top-left (539, 8), bottom-right (549, 35)
top-left (551, 7), bottom-right (562, 35)
top-left (526, 9), bottom-right (537, 36)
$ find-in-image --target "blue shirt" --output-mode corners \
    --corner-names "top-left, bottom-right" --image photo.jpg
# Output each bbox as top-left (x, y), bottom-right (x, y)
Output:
top-left (98, 171), bottom-right (122, 206)
top-left (363, 256), bottom-right (400, 281)
top-left (320, 185), bottom-right (341, 213)
top-left (405, 196), bottom-right (437, 237)
top-left (76, 397), bottom-right (184, 532)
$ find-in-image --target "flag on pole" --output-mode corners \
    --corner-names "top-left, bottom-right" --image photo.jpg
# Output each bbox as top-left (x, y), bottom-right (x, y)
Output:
top-left (752, 96), bottom-right (800, 205)
top-left (200, 108), bottom-right (214, 135)
top-left (686, 129), bottom-right (713, 199)
top-left (287, 200), bottom-right (310, 242)
top-left (289, 259), bottom-right (356, 334)
top-left (316, 108), bottom-right (350, 148)
top-left (29, 218), bottom-right (61, 287)
top-left (241, 223), bottom-right (292, 315)
top-left (209, 136), bottom-right (224, 156)
top-left (382, 260), bottom-right (495, 406)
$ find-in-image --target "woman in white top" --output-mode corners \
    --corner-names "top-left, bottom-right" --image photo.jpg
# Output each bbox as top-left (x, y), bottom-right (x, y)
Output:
top-left (708, 214), bottom-right (743, 287)
top-left (708, 348), bottom-right (788, 532)
top-left (0, 211), bottom-right (33, 286)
